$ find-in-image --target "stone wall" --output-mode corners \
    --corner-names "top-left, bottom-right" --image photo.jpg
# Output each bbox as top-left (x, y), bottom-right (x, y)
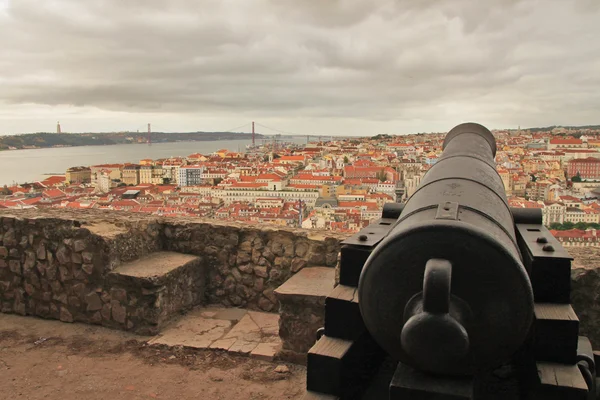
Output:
top-left (568, 247), bottom-right (600, 348)
top-left (0, 212), bottom-right (164, 332)
top-left (0, 209), bottom-right (345, 333)
top-left (164, 221), bottom-right (342, 312)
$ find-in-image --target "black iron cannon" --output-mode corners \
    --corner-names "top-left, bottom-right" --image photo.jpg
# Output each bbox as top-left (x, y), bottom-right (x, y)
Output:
top-left (304, 123), bottom-right (598, 400)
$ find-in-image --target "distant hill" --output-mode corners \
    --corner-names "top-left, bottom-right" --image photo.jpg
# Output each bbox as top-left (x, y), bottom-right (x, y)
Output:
top-left (0, 131), bottom-right (263, 150)
top-left (527, 125), bottom-right (600, 132)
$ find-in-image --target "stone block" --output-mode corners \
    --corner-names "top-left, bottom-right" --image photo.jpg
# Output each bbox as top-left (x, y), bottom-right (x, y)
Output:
top-left (71, 252), bottom-right (82, 264)
top-left (231, 267), bottom-right (242, 282)
top-left (56, 245), bottom-right (71, 264)
top-left (36, 243), bottom-right (46, 260)
top-left (60, 307), bottom-right (73, 322)
top-left (73, 239), bottom-right (87, 253)
top-left (82, 263), bottom-right (94, 275)
top-left (111, 300), bottom-right (127, 324)
top-left (110, 288), bottom-right (127, 302)
top-left (254, 266), bottom-right (268, 278)
top-left (82, 252), bottom-right (93, 263)
top-left (85, 292), bottom-right (103, 311)
top-left (0, 246), bottom-right (7, 258)
top-left (8, 259), bottom-right (21, 275)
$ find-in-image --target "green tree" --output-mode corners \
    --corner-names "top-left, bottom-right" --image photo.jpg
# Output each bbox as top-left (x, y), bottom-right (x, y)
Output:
top-left (549, 222), bottom-right (562, 230)
top-left (375, 169), bottom-right (387, 182)
top-left (343, 156), bottom-right (349, 164)
top-left (574, 222), bottom-right (588, 230)
top-left (571, 172), bottom-right (582, 182)
top-left (563, 221), bottom-right (575, 230)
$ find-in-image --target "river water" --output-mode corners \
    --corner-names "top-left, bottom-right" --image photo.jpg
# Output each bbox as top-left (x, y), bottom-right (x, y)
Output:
top-left (0, 138), bottom-right (305, 186)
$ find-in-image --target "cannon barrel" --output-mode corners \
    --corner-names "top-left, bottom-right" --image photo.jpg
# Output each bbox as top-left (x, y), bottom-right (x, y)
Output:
top-left (357, 122), bottom-right (534, 375)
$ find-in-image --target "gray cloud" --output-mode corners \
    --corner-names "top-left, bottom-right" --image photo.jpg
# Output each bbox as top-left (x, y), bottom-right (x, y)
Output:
top-left (1, 0), bottom-right (600, 134)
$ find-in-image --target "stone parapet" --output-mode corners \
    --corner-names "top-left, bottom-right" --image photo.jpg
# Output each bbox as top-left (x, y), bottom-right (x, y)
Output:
top-left (0, 209), bottom-right (346, 334)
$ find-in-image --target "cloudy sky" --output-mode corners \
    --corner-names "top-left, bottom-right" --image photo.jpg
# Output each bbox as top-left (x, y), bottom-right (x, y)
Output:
top-left (1, 0), bottom-right (599, 136)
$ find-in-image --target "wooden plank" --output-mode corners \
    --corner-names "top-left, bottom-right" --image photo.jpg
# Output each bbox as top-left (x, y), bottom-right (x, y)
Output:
top-left (535, 362), bottom-right (588, 400)
top-left (534, 303), bottom-right (579, 364)
top-left (307, 334), bottom-right (385, 398)
top-left (339, 245), bottom-right (371, 287)
top-left (307, 336), bottom-right (353, 397)
top-left (324, 284), bottom-right (364, 341)
top-left (389, 361), bottom-right (473, 400)
top-left (515, 223), bottom-right (572, 303)
top-left (302, 391), bottom-right (339, 400)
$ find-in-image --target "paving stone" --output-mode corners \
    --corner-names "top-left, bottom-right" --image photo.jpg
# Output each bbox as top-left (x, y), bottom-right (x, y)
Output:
top-left (209, 337), bottom-right (237, 350)
top-left (149, 313), bottom-right (232, 349)
top-left (228, 339), bottom-right (259, 355)
top-left (212, 307), bottom-right (248, 322)
top-left (223, 314), bottom-right (263, 343)
top-left (251, 342), bottom-right (282, 361)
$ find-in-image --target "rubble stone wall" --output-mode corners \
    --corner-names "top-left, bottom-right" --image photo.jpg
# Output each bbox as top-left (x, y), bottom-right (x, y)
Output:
top-left (0, 209), bottom-right (344, 333)
top-left (0, 213), bottom-right (164, 333)
top-left (163, 221), bottom-right (342, 312)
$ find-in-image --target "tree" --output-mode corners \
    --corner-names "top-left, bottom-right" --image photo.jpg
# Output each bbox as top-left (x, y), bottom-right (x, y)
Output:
top-left (575, 222), bottom-right (588, 230)
top-left (530, 174), bottom-right (537, 182)
top-left (571, 172), bottom-right (582, 182)
top-left (0, 185), bottom-right (12, 195)
top-left (563, 221), bottom-right (575, 230)
top-left (375, 169), bottom-right (387, 182)
top-left (549, 222), bottom-right (562, 230)
top-left (343, 156), bottom-right (349, 164)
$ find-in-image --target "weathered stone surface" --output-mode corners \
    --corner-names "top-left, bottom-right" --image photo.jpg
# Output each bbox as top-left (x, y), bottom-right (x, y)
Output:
top-left (101, 303), bottom-right (112, 320)
top-left (254, 266), bottom-right (268, 278)
top-left (85, 292), bottom-right (103, 311)
top-left (291, 258), bottom-right (307, 273)
top-left (60, 307), bottom-right (73, 322)
top-left (82, 263), bottom-right (94, 275)
top-left (82, 252), bottom-right (94, 263)
top-left (258, 296), bottom-right (275, 312)
top-left (231, 267), bottom-right (242, 282)
top-left (238, 264), bottom-right (253, 274)
top-left (236, 252), bottom-right (251, 264)
top-left (111, 300), bottom-right (127, 324)
top-left (0, 246), bottom-right (8, 258)
top-left (71, 252), bottom-right (83, 264)
top-left (36, 243), bottom-right (46, 260)
top-left (8, 260), bottom-right (21, 275)
top-left (56, 245), bottom-right (71, 264)
top-left (73, 239), bottom-right (87, 253)
top-left (110, 288), bottom-right (127, 302)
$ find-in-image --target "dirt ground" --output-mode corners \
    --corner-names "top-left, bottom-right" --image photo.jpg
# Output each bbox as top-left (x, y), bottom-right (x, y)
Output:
top-left (0, 314), bottom-right (306, 400)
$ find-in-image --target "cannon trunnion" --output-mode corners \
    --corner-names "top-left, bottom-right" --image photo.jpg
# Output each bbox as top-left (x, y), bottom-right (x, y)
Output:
top-left (304, 123), bottom-right (598, 399)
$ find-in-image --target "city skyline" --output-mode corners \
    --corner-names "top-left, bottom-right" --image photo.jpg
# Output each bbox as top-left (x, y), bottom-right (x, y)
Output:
top-left (1, 1), bottom-right (600, 135)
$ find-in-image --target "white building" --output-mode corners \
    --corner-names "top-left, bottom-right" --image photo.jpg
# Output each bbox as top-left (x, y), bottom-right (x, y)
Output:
top-left (178, 165), bottom-right (205, 187)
